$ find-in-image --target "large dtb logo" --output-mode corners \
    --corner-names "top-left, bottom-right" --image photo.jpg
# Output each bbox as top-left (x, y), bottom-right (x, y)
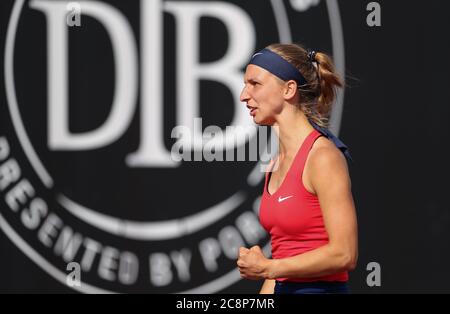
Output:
top-left (1, 0), bottom-right (345, 293)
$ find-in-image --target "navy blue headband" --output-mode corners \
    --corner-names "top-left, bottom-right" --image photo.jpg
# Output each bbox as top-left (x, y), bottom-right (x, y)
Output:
top-left (248, 48), bottom-right (307, 87)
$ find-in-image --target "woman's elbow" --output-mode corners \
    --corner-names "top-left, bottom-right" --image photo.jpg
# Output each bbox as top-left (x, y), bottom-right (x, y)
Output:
top-left (334, 249), bottom-right (358, 272)
top-left (343, 250), bottom-right (358, 271)
top-left (344, 254), bottom-right (358, 271)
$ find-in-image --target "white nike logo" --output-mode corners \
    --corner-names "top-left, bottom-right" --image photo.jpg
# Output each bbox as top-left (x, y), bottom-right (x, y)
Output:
top-left (278, 195), bottom-right (293, 203)
top-left (251, 52), bottom-right (263, 58)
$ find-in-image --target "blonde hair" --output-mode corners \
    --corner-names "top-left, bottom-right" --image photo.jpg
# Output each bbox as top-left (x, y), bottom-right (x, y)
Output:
top-left (267, 43), bottom-right (344, 128)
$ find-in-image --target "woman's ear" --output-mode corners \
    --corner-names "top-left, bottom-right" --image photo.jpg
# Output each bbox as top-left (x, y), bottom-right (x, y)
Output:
top-left (283, 80), bottom-right (298, 101)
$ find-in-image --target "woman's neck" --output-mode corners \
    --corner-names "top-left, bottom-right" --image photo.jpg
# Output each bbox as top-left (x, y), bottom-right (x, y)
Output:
top-left (272, 106), bottom-right (314, 159)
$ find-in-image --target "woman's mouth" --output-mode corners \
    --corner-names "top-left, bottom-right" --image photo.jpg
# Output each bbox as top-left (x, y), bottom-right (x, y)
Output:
top-left (247, 105), bottom-right (257, 117)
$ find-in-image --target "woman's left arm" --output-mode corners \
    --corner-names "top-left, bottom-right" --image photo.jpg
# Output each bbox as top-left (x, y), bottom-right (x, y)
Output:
top-left (238, 146), bottom-right (358, 280)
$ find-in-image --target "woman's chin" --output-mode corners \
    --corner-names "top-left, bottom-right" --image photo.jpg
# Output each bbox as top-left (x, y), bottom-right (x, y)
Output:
top-left (253, 118), bottom-right (271, 126)
top-left (252, 116), bottom-right (263, 125)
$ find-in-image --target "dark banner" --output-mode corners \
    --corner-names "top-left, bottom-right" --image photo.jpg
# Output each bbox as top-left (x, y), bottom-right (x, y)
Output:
top-left (1, 0), bottom-right (449, 293)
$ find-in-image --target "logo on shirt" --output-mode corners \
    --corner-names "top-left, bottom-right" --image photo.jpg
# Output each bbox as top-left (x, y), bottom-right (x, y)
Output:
top-left (278, 195), bottom-right (294, 203)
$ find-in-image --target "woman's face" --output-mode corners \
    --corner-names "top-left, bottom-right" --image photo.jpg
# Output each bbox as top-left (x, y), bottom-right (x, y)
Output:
top-left (240, 64), bottom-right (286, 125)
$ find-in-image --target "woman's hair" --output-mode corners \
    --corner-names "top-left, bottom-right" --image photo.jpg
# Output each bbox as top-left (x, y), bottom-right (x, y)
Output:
top-left (266, 43), bottom-right (344, 128)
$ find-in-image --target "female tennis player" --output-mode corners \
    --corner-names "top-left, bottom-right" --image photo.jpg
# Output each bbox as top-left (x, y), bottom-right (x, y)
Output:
top-left (237, 43), bottom-right (358, 294)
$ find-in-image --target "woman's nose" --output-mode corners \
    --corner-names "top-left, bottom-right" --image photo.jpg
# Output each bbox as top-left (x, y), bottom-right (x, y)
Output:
top-left (240, 86), bottom-right (249, 102)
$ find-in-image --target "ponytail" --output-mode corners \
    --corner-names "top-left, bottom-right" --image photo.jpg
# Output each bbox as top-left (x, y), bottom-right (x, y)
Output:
top-left (267, 44), bottom-right (344, 128)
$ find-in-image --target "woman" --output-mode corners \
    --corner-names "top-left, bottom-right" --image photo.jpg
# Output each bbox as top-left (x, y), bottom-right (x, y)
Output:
top-left (237, 44), bottom-right (358, 294)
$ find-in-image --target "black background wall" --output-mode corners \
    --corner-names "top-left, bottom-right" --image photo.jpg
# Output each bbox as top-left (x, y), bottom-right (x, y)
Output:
top-left (1, 0), bottom-right (449, 293)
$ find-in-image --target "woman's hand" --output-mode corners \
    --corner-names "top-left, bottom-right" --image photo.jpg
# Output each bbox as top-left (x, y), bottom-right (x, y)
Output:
top-left (237, 246), bottom-right (272, 280)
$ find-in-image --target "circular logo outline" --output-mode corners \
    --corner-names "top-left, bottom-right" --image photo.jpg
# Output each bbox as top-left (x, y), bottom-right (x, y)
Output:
top-left (1, 0), bottom-right (345, 293)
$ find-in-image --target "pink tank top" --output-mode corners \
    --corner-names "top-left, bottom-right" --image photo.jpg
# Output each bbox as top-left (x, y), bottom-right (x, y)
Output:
top-left (259, 129), bottom-right (348, 282)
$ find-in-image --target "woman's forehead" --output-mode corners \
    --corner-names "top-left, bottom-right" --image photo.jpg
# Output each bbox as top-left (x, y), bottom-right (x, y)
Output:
top-left (244, 64), bottom-right (272, 81)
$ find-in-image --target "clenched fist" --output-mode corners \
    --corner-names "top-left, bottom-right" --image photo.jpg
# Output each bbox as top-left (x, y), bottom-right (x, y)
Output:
top-left (236, 245), bottom-right (272, 280)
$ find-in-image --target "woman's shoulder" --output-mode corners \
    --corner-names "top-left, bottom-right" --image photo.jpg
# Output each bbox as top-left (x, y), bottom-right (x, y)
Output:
top-left (302, 136), bottom-right (349, 194)
top-left (307, 136), bottom-right (348, 173)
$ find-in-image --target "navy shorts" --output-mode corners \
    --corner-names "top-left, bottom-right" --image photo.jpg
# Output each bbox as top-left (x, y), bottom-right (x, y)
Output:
top-left (274, 281), bottom-right (349, 294)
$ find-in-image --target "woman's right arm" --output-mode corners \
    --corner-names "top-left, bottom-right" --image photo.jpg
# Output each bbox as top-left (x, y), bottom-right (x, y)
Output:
top-left (259, 279), bottom-right (275, 294)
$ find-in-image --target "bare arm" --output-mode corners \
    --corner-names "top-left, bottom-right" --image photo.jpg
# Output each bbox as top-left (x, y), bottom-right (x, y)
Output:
top-left (259, 279), bottom-right (275, 294)
top-left (238, 146), bottom-right (358, 281)
top-left (265, 146), bottom-right (358, 279)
